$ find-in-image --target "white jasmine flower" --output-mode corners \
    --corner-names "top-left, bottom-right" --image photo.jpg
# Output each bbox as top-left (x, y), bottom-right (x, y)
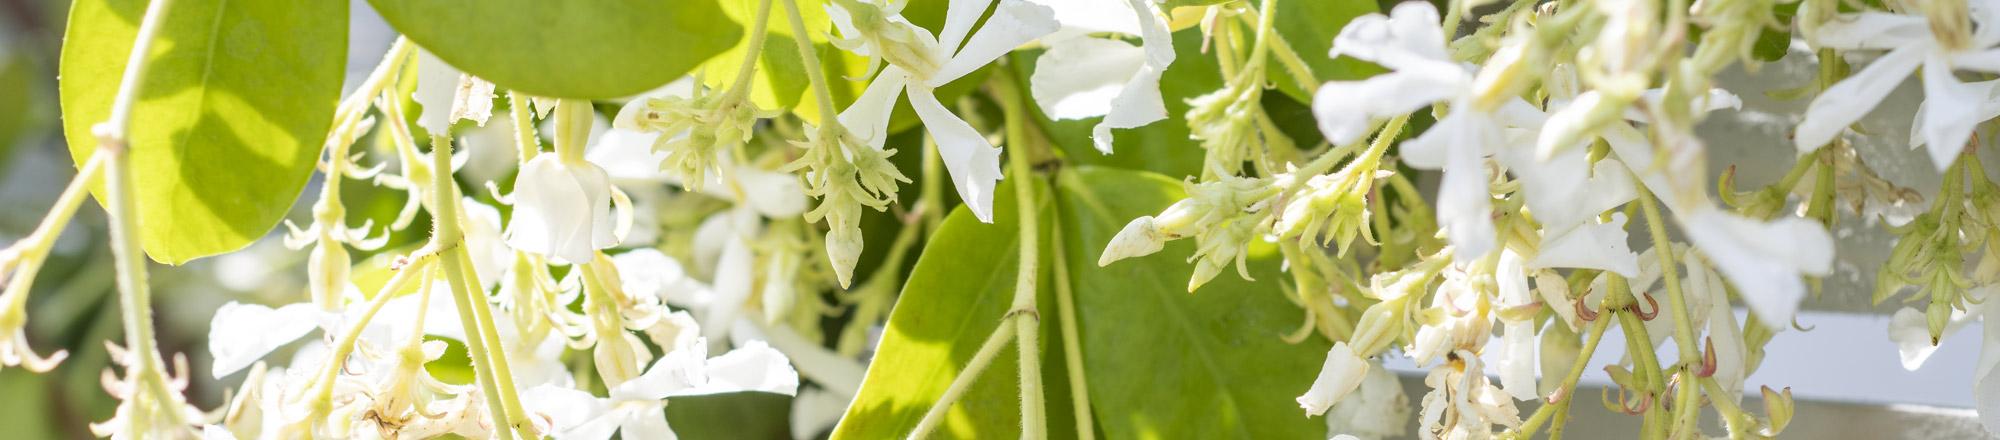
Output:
top-left (1312, 1), bottom-right (1518, 260)
top-left (525, 340), bottom-right (799, 440)
top-left (1795, 0), bottom-right (2000, 168)
top-left (1493, 251), bottom-right (1538, 401)
top-left (1417, 351), bottom-right (1520, 440)
top-left (1678, 208), bottom-right (1833, 324)
top-left (1529, 213), bottom-right (1641, 277)
top-left (1313, 2), bottom-right (1467, 146)
top-left (1600, 120), bottom-right (1835, 325)
top-left (829, 0), bottom-right (1058, 222)
top-left (1026, 0), bottom-right (1176, 152)
top-left (207, 302), bottom-right (328, 379)
top-left (1975, 289), bottom-right (2000, 434)
top-left (1298, 342), bottom-right (1370, 417)
top-left (1321, 365), bottom-right (1410, 440)
top-left (1407, 264), bottom-right (1494, 364)
top-left (414, 49), bottom-right (495, 135)
top-left (1890, 305), bottom-right (1972, 370)
top-left (506, 154), bottom-right (618, 265)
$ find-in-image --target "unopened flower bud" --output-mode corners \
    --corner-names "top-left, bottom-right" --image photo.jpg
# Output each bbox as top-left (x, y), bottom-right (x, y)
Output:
top-left (1100, 216), bottom-right (1166, 266)
top-left (1761, 386), bottom-right (1794, 436)
top-left (1297, 342), bottom-right (1369, 416)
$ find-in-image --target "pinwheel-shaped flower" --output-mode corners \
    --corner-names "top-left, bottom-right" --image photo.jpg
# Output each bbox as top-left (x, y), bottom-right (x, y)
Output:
top-left (525, 339), bottom-right (798, 440)
top-left (827, 0), bottom-right (1058, 222)
top-left (1025, 0), bottom-right (1176, 153)
top-left (1795, 0), bottom-right (2000, 169)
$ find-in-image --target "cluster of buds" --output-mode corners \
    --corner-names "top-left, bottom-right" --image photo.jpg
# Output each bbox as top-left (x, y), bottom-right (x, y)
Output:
top-left (620, 84), bottom-right (777, 190)
top-left (1099, 175), bottom-right (1283, 291)
top-left (788, 122), bottom-right (908, 287)
top-left (1184, 83), bottom-right (1282, 179)
top-left (1875, 154), bottom-right (2000, 342)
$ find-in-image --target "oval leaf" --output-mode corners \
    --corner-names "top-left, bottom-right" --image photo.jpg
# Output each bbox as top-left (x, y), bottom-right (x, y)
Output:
top-left (60, 0), bottom-right (348, 264)
top-left (832, 175), bottom-right (1077, 438)
top-left (367, 0), bottom-right (743, 100)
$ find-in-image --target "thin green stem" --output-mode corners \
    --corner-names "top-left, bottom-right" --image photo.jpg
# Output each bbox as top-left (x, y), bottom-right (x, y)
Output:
top-left (510, 91), bottom-right (540, 164)
top-left (1232, 8), bottom-right (1317, 95)
top-left (428, 135), bottom-right (527, 439)
top-left (908, 318), bottom-right (1021, 440)
top-left (999, 68), bottom-right (1047, 440)
top-left (310, 256), bottom-right (435, 407)
top-left (449, 246), bottom-right (532, 435)
top-left (781, 0), bottom-right (841, 126)
top-left (725, 0), bottom-right (778, 103)
top-left (96, 0), bottom-right (179, 431)
top-left (1635, 179), bottom-right (1699, 364)
top-left (1050, 224), bottom-right (1093, 440)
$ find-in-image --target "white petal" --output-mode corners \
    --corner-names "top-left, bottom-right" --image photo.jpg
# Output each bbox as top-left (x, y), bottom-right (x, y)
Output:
top-left (207, 302), bottom-right (322, 379)
top-left (614, 249), bottom-right (689, 301)
top-left (1497, 321), bottom-right (1538, 401)
top-left (1030, 38), bottom-right (1147, 121)
top-left (200, 425), bottom-right (237, 440)
top-left (790, 388), bottom-right (851, 440)
top-left (524, 384), bottom-right (616, 440)
top-left (1531, 213), bottom-right (1641, 277)
top-left (678, 340), bottom-right (801, 397)
top-left (1680, 209), bottom-right (1834, 324)
top-left (909, 87), bottom-right (1005, 223)
top-left (1497, 250), bottom-right (1532, 306)
top-left (1794, 46), bottom-right (1923, 153)
top-left (507, 156), bottom-right (617, 264)
top-left (1331, 2), bottom-right (1451, 71)
top-left (1890, 307), bottom-right (1944, 371)
top-left (1027, 0), bottom-right (1142, 36)
top-left (708, 227), bottom-right (757, 344)
top-left (937, 0), bottom-right (993, 50)
top-left (838, 67), bottom-right (911, 150)
top-left (1092, 66), bottom-right (1169, 153)
top-left (1404, 111), bottom-right (1496, 260)
top-left (619, 408), bottom-right (678, 440)
top-left (415, 49), bottom-right (464, 135)
top-left (1499, 145), bottom-right (1636, 233)
top-left (1298, 342), bottom-right (1370, 416)
top-left (1313, 72), bottom-right (1461, 145)
top-left (1706, 291), bottom-right (1747, 401)
top-left (1916, 61), bottom-right (2000, 169)
top-left (710, 168), bottom-right (809, 218)
top-left (1809, 12), bottom-right (1932, 49)
top-left (930, 0), bottom-right (1059, 86)
top-left (1975, 294), bottom-right (2000, 435)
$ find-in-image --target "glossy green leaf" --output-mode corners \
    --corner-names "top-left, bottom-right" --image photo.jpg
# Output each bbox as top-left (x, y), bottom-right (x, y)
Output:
top-left (696, 0), bottom-right (818, 113)
top-left (59, 0), bottom-right (348, 264)
top-left (837, 166), bottom-right (1327, 438)
top-left (833, 175), bottom-right (1076, 439)
top-left (366, 0), bottom-right (742, 100)
top-left (1055, 166), bottom-right (1329, 439)
top-left (1751, 1), bottom-right (1801, 62)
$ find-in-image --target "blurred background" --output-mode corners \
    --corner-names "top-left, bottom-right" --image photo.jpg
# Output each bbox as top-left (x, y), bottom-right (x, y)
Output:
top-left (0, 0), bottom-right (1996, 438)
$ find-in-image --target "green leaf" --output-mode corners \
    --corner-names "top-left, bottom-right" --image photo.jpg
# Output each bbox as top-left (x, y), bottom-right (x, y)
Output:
top-left (59, 0), bottom-right (349, 264)
top-left (366, 0), bottom-right (742, 100)
top-left (1054, 167), bottom-right (1329, 439)
top-left (832, 175), bottom-right (1077, 439)
top-left (1269, 0), bottom-right (1382, 103)
top-left (666, 392), bottom-right (795, 440)
top-left (1751, 1), bottom-right (1801, 62)
top-left (837, 166), bottom-right (1328, 438)
top-left (696, 0), bottom-right (818, 113)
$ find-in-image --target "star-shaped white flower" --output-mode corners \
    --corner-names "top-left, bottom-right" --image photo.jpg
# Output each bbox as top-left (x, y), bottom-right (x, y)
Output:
top-left (1796, 0), bottom-right (2000, 169)
top-left (1025, 0), bottom-right (1176, 153)
top-left (1312, 1), bottom-right (1524, 261)
top-left (525, 339), bottom-right (798, 440)
top-left (829, 0), bottom-right (1058, 223)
